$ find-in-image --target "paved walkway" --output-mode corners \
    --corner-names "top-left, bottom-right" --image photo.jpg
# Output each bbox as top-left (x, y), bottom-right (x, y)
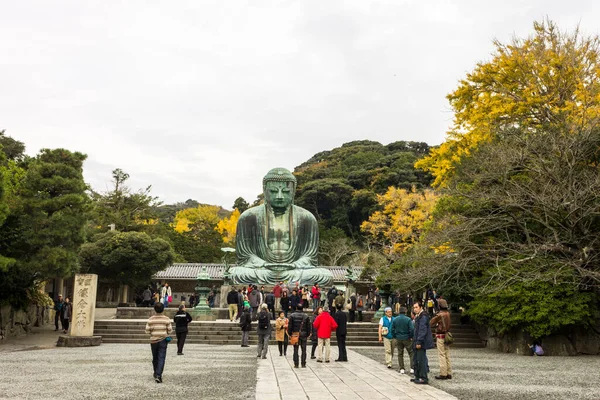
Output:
top-left (256, 346), bottom-right (457, 400)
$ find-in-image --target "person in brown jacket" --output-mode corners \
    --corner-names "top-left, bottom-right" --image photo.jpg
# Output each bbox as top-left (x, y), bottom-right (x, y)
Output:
top-left (429, 298), bottom-right (452, 380)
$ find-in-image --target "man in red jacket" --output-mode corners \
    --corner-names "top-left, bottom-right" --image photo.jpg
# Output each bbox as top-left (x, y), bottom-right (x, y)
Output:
top-left (313, 306), bottom-right (338, 363)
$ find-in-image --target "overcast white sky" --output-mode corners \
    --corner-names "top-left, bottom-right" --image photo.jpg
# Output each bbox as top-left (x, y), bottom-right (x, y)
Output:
top-left (1, 1), bottom-right (598, 208)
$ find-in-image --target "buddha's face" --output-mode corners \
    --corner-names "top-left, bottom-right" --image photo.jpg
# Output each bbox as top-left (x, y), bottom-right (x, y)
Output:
top-left (264, 181), bottom-right (294, 210)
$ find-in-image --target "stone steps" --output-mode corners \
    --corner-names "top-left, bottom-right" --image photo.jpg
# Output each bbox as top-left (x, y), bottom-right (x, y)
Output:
top-left (93, 318), bottom-right (484, 348)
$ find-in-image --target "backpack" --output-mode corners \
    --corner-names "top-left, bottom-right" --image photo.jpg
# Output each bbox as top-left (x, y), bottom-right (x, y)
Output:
top-left (427, 299), bottom-right (434, 308)
top-left (357, 297), bottom-right (363, 308)
top-left (258, 312), bottom-right (269, 330)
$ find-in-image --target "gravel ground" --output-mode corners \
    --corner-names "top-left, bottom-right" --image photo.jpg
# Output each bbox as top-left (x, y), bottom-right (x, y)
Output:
top-left (351, 346), bottom-right (600, 400)
top-left (0, 344), bottom-right (257, 400)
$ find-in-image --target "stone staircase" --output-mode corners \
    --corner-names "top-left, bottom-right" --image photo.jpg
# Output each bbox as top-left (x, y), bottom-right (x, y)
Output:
top-left (94, 312), bottom-right (483, 348)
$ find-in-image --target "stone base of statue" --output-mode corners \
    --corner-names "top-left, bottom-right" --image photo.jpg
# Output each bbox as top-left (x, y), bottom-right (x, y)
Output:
top-left (57, 335), bottom-right (102, 347)
top-left (228, 266), bottom-right (333, 286)
top-left (192, 302), bottom-right (216, 321)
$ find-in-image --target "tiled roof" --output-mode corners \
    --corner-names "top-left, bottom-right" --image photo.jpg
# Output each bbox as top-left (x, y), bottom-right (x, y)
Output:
top-left (153, 263), bottom-right (363, 282)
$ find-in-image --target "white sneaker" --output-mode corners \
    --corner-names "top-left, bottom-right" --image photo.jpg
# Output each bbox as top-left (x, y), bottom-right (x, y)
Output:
top-left (400, 369), bottom-right (405, 374)
top-left (410, 368), bottom-right (414, 374)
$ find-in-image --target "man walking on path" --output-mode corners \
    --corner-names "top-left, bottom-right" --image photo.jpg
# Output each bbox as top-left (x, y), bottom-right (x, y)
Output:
top-left (333, 305), bottom-right (348, 362)
top-left (227, 287), bottom-right (239, 322)
top-left (379, 307), bottom-right (395, 368)
top-left (173, 304), bottom-right (192, 355)
top-left (53, 294), bottom-right (64, 331)
top-left (391, 306), bottom-right (414, 374)
top-left (274, 281), bottom-right (282, 311)
top-left (288, 304), bottom-right (311, 368)
top-left (412, 301), bottom-right (434, 385)
top-left (145, 303), bottom-right (173, 383)
top-left (313, 306), bottom-right (338, 363)
top-left (256, 304), bottom-right (272, 359)
top-left (430, 298), bottom-right (453, 380)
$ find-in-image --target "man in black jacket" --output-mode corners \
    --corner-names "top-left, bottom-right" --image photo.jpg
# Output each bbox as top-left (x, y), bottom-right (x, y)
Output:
top-left (287, 305), bottom-right (311, 368)
top-left (227, 287), bottom-right (239, 322)
top-left (333, 306), bottom-right (348, 362)
top-left (174, 304), bottom-right (193, 355)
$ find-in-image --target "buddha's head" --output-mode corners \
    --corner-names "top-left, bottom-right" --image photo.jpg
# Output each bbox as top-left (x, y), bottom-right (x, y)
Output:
top-left (263, 167), bottom-right (296, 211)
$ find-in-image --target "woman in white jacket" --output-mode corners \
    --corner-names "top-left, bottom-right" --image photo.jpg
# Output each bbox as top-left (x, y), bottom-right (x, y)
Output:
top-left (160, 283), bottom-right (172, 307)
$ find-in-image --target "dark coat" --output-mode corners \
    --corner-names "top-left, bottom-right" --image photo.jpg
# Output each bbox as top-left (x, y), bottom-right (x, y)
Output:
top-left (174, 311), bottom-right (193, 333)
top-left (256, 310), bottom-right (272, 335)
top-left (391, 313), bottom-right (414, 340)
top-left (333, 310), bottom-right (347, 336)
top-left (280, 296), bottom-right (290, 311)
top-left (290, 294), bottom-right (302, 310)
top-left (288, 311), bottom-right (311, 339)
top-left (350, 295), bottom-right (357, 311)
top-left (265, 293), bottom-right (275, 307)
top-left (227, 290), bottom-right (238, 305)
top-left (240, 311), bottom-right (253, 332)
top-left (62, 302), bottom-right (72, 320)
top-left (413, 311), bottom-right (434, 350)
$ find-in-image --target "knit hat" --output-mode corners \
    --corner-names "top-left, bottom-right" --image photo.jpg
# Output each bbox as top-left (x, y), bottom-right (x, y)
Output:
top-left (437, 299), bottom-right (448, 309)
top-left (384, 307), bottom-right (392, 312)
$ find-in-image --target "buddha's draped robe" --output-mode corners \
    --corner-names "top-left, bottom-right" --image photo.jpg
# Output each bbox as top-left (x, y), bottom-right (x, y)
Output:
top-left (229, 204), bottom-right (333, 286)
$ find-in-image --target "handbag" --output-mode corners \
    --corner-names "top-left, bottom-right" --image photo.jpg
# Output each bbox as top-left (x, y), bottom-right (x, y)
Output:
top-left (168, 295), bottom-right (172, 302)
top-left (441, 313), bottom-right (454, 345)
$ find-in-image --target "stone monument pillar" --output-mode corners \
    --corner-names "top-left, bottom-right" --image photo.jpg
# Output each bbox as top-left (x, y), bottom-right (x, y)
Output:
top-left (57, 273), bottom-right (102, 347)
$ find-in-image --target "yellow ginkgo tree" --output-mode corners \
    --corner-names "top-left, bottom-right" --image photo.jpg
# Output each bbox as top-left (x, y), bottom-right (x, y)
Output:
top-left (361, 186), bottom-right (439, 259)
top-left (416, 19), bottom-right (600, 187)
top-left (215, 209), bottom-right (240, 245)
top-left (173, 205), bottom-right (222, 234)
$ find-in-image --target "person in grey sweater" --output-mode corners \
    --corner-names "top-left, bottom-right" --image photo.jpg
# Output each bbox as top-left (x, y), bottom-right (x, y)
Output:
top-left (256, 304), bottom-right (272, 359)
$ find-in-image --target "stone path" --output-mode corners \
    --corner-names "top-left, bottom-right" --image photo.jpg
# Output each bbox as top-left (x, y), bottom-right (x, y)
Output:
top-left (256, 346), bottom-right (457, 400)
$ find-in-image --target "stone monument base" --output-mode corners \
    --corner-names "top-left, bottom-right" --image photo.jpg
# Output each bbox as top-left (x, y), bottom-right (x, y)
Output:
top-left (56, 335), bottom-right (102, 347)
top-left (191, 312), bottom-right (217, 321)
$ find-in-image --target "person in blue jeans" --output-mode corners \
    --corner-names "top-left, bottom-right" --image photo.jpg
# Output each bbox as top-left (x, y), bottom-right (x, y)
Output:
top-left (145, 303), bottom-right (173, 383)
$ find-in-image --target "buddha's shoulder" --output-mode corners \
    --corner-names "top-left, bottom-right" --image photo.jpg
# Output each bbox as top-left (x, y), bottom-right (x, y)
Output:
top-left (293, 205), bottom-right (317, 222)
top-left (239, 206), bottom-right (264, 221)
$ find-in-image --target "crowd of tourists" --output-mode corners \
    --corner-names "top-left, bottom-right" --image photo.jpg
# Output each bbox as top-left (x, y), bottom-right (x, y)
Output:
top-left (144, 282), bottom-right (453, 386)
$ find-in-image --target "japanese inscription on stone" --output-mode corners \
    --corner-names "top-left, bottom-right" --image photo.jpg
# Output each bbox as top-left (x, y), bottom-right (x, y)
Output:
top-left (70, 274), bottom-right (98, 337)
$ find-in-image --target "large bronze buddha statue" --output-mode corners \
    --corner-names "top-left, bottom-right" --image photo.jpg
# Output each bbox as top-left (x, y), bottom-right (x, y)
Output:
top-left (228, 168), bottom-right (333, 286)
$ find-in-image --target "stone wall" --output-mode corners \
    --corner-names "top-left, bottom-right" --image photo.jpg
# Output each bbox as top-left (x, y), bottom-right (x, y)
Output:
top-left (474, 319), bottom-right (600, 356)
top-left (0, 304), bottom-right (51, 340)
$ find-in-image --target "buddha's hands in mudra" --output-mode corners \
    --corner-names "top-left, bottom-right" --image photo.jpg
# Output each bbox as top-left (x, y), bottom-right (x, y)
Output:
top-left (264, 263), bottom-right (295, 271)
